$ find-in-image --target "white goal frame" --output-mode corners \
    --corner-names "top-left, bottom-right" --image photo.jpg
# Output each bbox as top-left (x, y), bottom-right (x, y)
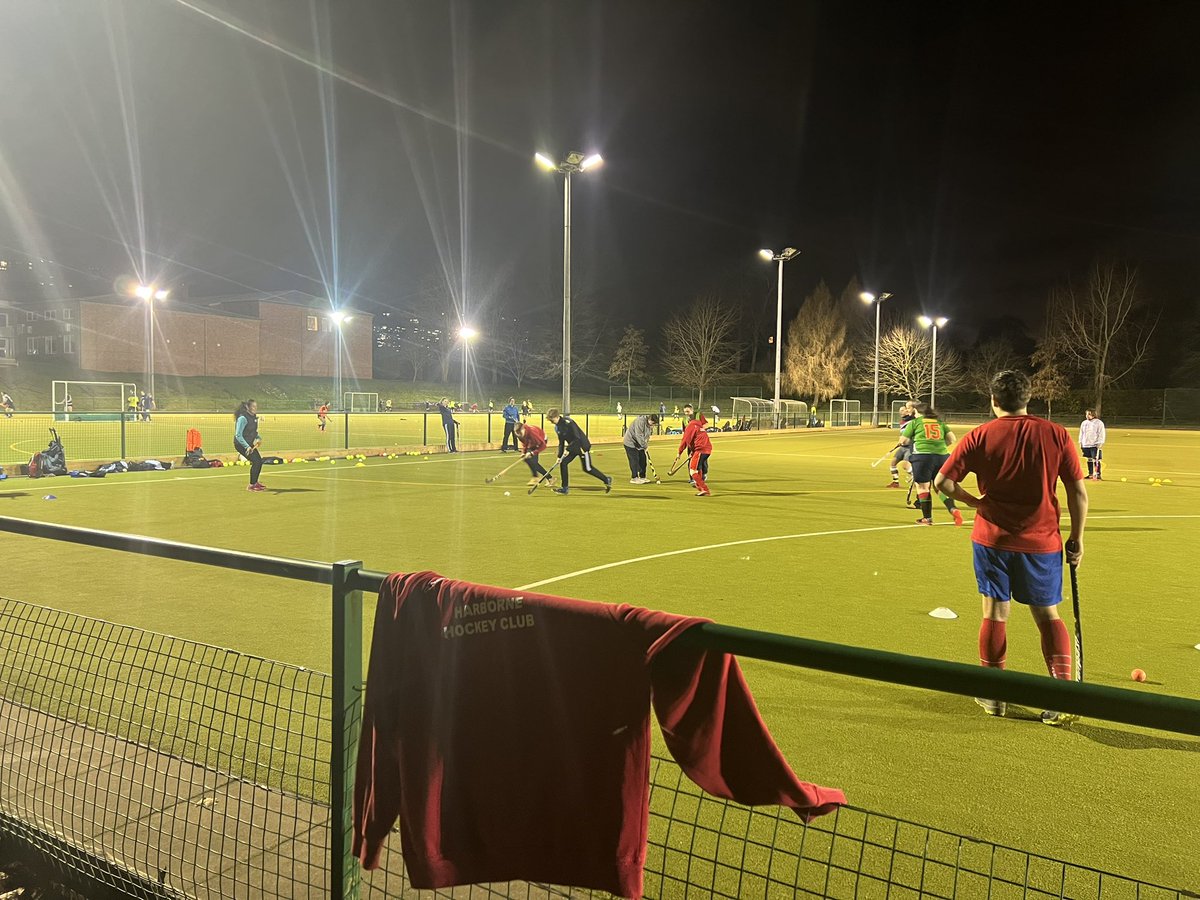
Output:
top-left (828, 399), bottom-right (863, 428)
top-left (890, 399), bottom-right (911, 428)
top-left (52, 380), bottom-right (137, 416)
top-left (776, 399), bottom-right (809, 429)
top-left (343, 391), bottom-right (379, 413)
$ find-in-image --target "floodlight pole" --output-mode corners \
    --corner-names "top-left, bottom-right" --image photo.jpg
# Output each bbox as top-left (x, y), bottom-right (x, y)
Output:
top-left (759, 248), bottom-right (800, 428)
top-left (861, 291), bottom-right (893, 427)
top-left (930, 323), bottom-right (938, 409)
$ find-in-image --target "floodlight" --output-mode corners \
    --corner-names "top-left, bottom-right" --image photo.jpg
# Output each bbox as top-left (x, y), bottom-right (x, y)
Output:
top-left (565, 151), bottom-right (586, 166)
top-left (460, 325), bottom-right (479, 340)
top-left (154, 289), bottom-right (170, 301)
top-left (579, 154), bottom-right (603, 171)
top-left (936, 317), bottom-right (949, 327)
top-left (918, 315), bottom-right (933, 328)
top-left (780, 247), bottom-right (800, 261)
top-left (860, 292), bottom-right (876, 304)
top-left (758, 249), bottom-right (774, 261)
top-left (135, 285), bottom-right (154, 300)
top-left (534, 153), bottom-right (557, 171)
top-left (330, 310), bottom-right (348, 326)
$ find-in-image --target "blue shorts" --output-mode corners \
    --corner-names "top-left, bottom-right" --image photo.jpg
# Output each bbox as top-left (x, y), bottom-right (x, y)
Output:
top-left (910, 453), bottom-right (948, 484)
top-left (972, 543), bottom-right (1063, 606)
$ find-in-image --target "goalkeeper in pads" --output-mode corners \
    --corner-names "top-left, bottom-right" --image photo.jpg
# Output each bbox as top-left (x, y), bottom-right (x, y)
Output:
top-left (546, 408), bottom-right (612, 495)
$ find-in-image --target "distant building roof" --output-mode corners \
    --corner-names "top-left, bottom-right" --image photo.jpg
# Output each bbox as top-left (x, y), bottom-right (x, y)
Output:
top-left (200, 290), bottom-right (369, 315)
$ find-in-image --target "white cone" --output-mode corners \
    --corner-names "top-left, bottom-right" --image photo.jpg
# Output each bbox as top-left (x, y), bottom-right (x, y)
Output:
top-left (928, 607), bottom-right (958, 620)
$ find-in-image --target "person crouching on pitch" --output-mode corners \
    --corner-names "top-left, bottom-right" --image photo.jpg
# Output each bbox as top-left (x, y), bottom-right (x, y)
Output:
top-left (546, 408), bottom-right (612, 495)
top-left (514, 421), bottom-right (553, 486)
top-left (623, 413), bottom-right (659, 483)
top-left (677, 412), bottom-right (712, 496)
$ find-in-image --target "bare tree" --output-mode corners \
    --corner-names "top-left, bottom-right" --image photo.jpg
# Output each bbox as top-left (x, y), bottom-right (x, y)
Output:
top-left (782, 280), bottom-right (854, 407)
top-left (863, 323), bottom-right (965, 402)
top-left (661, 295), bottom-right (743, 408)
top-left (965, 338), bottom-right (1020, 408)
top-left (1051, 261), bottom-right (1158, 414)
top-left (532, 298), bottom-right (612, 383)
top-left (487, 318), bottom-right (540, 390)
top-left (607, 325), bottom-right (649, 402)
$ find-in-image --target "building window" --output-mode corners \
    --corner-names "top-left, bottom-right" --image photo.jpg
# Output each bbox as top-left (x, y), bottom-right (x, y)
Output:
top-left (26, 337), bottom-right (36, 354)
top-left (0, 338), bottom-right (9, 358)
top-left (63, 335), bottom-right (75, 354)
top-left (63, 308), bottom-right (74, 319)
top-left (44, 336), bottom-right (56, 355)
top-left (0, 313), bottom-right (7, 327)
top-left (25, 311), bottom-right (36, 322)
top-left (47, 309), bottom-right (58, 320)
top-left (306, 315), bottom-right (319, 332)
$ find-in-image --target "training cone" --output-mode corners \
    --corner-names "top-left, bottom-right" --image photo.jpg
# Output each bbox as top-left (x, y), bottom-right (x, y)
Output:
top-left (355, 462), bottom-right (365, 467)
top-left (42, 494), bottom-right (57, 501)
top-left (928, 607), bottom-right (958, 620)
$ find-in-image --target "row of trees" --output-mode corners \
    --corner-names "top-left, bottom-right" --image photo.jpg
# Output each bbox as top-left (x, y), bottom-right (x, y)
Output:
top-left (375, 261), bottom-right (1160, 413)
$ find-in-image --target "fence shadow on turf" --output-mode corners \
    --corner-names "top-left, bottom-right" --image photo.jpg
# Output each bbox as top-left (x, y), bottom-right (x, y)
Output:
top-left (1070, 723), bottom-right (1200, 753)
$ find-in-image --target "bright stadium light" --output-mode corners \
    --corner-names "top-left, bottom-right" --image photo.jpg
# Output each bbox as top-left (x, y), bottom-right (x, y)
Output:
top-left (534, 148), bottom-right (604, 414)
top-left (330, 308), bottom-right (353, 409)
top-left (861, 291), bottom-right (893, 426)
top-left (759, 247), bottom-right (802, 428)
top-left (918, 314), bottom-right (949, 407)
top-left (459, 325), bottom-right (479, 404)
top-left (135, 285), bottom-right (170, 406)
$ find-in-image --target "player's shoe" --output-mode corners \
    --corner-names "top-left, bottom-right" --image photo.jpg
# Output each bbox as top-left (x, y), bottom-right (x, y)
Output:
top-left (248, 483), bottom-right (266, 492)
top-left (1040, 710), bottom-right (1079, 727)
top-left (886, 482), bottom-right (901, 489)
top-left (974, 697), bottom-right (1006, 717)
top-left (951, 508), bottom-right (964, 526)
top-left (695, 489), bottom-right (711, 497)
top-left (604, 476), bottom-right (613, 494)
top-left (551, 486), bottom-right (569, 495)
top-left (527, 478), bottom-right (541, 486)
top-left (915, 517), bottom-right (933, 526)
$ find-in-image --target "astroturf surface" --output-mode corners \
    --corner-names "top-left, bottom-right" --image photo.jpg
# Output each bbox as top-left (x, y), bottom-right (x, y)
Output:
top-left (2, 426), bottom-right (1198, 888)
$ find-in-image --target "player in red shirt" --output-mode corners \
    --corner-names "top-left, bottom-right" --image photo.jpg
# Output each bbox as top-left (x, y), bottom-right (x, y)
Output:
top-left (675, 411), bottom-right (713, 496)
top-left (935, 370), bottom-right (1088, 726)
top-left (317, 402), bottom-right (329, 432)
top-left (513, 421), bottom-right (553, 486)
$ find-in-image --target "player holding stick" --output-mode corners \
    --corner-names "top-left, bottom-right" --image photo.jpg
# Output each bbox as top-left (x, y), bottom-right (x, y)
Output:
top-left (935, 370), bottom-right (1089, 725)
top-left (233, 398), bottom-right (266, 492)
top-left (546, 408), bottom-right (612, 495)
top-left (622, 413), bottom-right (660, 483)
top-left (900, 402), bottom-right (962, 526)
top-left (886, 401), bottom-right (916, 488)
top-left (674, 412), bottom-right (712, 496)
top-left (513, 421), bottom-right (554, 487)
top-left (1079, 409), bottom-right (1105, 480)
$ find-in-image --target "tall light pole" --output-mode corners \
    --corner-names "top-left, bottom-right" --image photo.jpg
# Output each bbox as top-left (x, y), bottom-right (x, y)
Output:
top-left (758, 247), bottom-right (800, 428)
top-left (458, 325), bottom-right (478, 405)
top-left (330, 310), bottom-right (350, 409)
top-left (860, 291), bottom-right (893, 426)
top-left (135, 284), bottom-right (169, 404)
top-left (535, 150), bottom-right (603, 414)
top-left (917, 315), bottom-right (948, 408)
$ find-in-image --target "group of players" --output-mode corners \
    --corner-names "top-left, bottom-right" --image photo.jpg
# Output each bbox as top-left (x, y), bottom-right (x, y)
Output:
top-left (505, 403), bottom-right (713, 497)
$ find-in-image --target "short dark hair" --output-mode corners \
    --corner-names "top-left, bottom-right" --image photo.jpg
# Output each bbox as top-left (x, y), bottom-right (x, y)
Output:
top-left (648, 414), bottom-right (660, 425)
top-left (990, 370), bottom-right (1031, 412)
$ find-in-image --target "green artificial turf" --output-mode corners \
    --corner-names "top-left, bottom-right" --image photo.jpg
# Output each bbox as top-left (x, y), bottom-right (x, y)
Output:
top-left (1, 426), bottom-right (1197, 887)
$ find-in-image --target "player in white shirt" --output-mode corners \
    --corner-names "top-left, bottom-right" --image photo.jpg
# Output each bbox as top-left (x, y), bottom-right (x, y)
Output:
top-left (1079, 409), bottom-right (1106, 480)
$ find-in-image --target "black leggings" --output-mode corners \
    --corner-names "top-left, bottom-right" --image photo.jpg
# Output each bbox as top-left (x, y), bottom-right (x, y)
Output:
top-left (560, 447), bottom-right (607, 489)
top-left (624, 446), bottom-right (646, 478)
top-left (236, 444), bottom-right (263, 485)
top-left (523, 452), bottom-right (548, 477)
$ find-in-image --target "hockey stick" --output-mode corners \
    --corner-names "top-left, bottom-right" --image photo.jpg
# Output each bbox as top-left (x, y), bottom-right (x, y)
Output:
top-left (485, 453), bottom-right (529, 484)
top-left (871, 445), bottom-right (900, 468)
top-left (667, 454), bottom-right (686, 477)
top-left (527, 457), bottom-right (562, 495)
top-left (644, 450), bottom-right (661, 484)
top-left (1065, 540), bottom-right (1083, 682)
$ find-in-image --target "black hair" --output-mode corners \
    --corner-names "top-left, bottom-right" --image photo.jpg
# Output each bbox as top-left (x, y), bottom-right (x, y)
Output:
top-left (912, 401), bottom-right (940, 419)
top-left (234, 399), bottom-right (256, 420)
top-left (990, 370), bottom-right (1032, 413)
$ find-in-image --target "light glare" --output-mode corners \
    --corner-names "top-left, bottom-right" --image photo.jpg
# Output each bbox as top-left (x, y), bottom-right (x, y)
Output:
top-left (918, 316), bottom-right (933, 328)
top-left (758, 249), bottom-right (774, 261)
top-left (135, 284), bottom-right (153, 300)
top-left (860, 292), bottom-right (876, 304)
top-left (534, 153), bottom-right (557, 171)
top-left (460, 325), bottom-right (479, 340)
top-left (936, 317), bottom-right (949, 327)
top-left (579, 153), bottom-right (603, 171)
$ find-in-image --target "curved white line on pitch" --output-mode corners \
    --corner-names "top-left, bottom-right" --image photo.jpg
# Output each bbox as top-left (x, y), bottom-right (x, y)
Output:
top-left (514, 514), bottom-right (1200, 592)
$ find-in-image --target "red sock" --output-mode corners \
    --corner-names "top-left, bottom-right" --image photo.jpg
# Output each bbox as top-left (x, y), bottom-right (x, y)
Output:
top-left (692, 470), bottom-right (709, 493)
top-left (1037, 618), bottom-right (1073, 680)
top-left (978, 620), bottom-right (1007, 668)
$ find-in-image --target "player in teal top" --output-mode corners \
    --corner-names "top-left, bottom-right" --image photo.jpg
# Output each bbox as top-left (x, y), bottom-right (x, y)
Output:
top-left (899, 402), bottom-right (962, 526)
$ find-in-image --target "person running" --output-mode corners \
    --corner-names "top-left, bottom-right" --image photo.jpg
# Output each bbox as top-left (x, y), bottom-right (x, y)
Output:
top-left (676, 411), bottom-right (712, 496)
top-left (233, 399), bottom-right (265, 492)
top-left (623, 413), bottom-right (660, 483)
top-left (500, 397), bottom-right (521, 452)
top-left (437, 398), bottom-right (459, 453)
top-left (886, 401), bottom-right (916, 488)
top-left (317, 402), bottom-right (329, 432)
top-left (514, 421), bottom-right (553, 486)
top-left (935, 369), bottom-right (1089, 726)
top-left (546, 408), bottom-right (611, 495)
top-left (1079, 408), bottom-right (1106, 480)
top-left (900, 401), bottom-right (962, 526)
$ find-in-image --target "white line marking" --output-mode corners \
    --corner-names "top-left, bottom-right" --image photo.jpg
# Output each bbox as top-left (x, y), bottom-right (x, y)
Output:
top-left (515, 514), bottom-right (1200, 591)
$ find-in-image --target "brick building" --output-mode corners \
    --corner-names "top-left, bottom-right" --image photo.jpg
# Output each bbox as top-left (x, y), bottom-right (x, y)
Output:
top-left (0, 291), bottom-right (372, 379)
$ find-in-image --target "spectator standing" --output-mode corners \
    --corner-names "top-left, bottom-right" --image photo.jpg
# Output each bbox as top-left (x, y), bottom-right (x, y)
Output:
top-left (501, 398), bottom-right (521, 452)
top-left (622, 413), bottom-right (659, 483)
top-left (1079, 409), bottom-right (1106, 480)
top-left (233, 399), bottom-right (266, 492)
top-left (1, 391), bottom-right (14, 418)
top-left (935, 370), bottom-right (1089, 726)
top-left (616, 401), bottom-right (623, 417)
top-left (437, 398), bottom-right (460, 453)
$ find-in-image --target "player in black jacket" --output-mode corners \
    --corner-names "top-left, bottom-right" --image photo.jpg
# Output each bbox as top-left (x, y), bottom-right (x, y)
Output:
top-left (546, 408), bottom-right (612, 495)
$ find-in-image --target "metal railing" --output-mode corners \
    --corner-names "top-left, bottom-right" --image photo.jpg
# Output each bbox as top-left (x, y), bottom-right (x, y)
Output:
top-left (1, 514), bottom-right (1198, 899)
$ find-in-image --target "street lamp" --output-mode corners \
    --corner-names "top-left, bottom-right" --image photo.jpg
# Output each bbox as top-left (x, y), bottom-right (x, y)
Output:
top-left (917, 315), bottom-right (949, 408)
top-left (135, 284), bottom-right (170, 405)
top-left (860, 291), bottom-right (894, 427)
top-left (458, 325), bottom-right (478, 406)
top-left (758, 247), bottom-right (800, 427)
top-left (330, 310), bottom-right (351, 410)
top-left (535, 149), bottom-right (603, 414)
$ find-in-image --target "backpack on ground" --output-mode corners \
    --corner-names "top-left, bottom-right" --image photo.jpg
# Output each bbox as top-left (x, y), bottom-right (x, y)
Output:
top-left (29, 428), bottom-right (67, 477)
top-left (186, 428), bottom-right (202, 453)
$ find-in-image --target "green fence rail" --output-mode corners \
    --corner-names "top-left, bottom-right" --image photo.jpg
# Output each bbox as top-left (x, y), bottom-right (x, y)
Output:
top-left (1, 514), bottom-right (1197, 900)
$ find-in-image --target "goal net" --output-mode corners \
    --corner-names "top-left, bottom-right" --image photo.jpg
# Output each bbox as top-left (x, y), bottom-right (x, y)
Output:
top-left (343, 391), bottom-right (379, 413)
top-left (890, 400), bottom-right (911, 427)
top-left (776, 399), bottom-right (809, 429)
top-left (52, 380), bottom-right (137, 419)
top-left (729, 397), bottom-right (774, 431)
top-left (828, 399), bottom-right (862, 427)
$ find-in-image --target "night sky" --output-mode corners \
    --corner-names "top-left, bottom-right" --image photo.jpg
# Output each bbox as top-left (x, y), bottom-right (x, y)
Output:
top-left (2, 1), bottom-right (1198, 374)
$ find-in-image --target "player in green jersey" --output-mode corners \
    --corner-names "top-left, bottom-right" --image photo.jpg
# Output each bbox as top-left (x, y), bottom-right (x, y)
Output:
top-left (900, 402), bottom-right (963, 526)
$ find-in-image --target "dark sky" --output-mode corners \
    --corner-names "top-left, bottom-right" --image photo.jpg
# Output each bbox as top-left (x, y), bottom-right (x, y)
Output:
top-left (2, 1), bottom-right (1198, 367)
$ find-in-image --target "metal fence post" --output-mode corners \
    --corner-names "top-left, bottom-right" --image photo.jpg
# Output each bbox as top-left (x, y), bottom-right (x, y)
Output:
top-left (331, 560), bottom-right (364, 900)
top-left (120, 413), bottom-right (127, 459)
top-left (344, 412), bottom-right (350, 451)
top-left (487, 413), bottom-right (492, 443)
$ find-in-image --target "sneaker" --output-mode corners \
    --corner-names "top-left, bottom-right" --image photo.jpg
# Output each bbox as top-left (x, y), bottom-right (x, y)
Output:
top-left (604, 476), bottom-right (613, 494)
top-left (1040, 710), bottom-right (1079, 727)
top-left (526, 478), bottom-right (541, 486)
top-left (248, 483), bottom-right (266, 492)
top-left (974, 697), bottom-right (1006, 717)
top-left (915, 517), bottom-right (933, 526)
top-left (951, 508), bottom-right (964, 526)
top-left (629, 478), bottom-right (641, 484)
top-left (886, 482), bottom-right (901, 489)
top-left (551, 487), bottom-right (569, 495)
top-left (696, 489), bottom-right (711, 497)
